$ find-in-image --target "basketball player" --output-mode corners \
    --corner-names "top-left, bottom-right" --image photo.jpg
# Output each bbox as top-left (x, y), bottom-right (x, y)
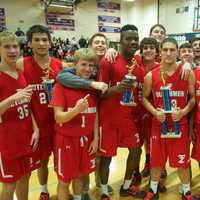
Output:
top-left (0, 31), bottom-right (39, 200)
top-left (142, 38), bottom-right (195, 200)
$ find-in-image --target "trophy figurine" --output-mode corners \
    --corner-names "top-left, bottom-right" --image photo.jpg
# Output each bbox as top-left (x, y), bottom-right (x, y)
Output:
top-left (42, 67), bottom-right (54, 105)
top-left (160, 70), bottom-right (181, 138)
top-left (120, 58), bottom-right (137, 106)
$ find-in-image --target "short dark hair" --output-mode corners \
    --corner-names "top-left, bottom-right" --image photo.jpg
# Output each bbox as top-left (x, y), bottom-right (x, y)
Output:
top-left (88, 33), bottom-right (107, 46)
top-left (120, 24), bottom-right (138, 33)
top-left (150, 24), bottom-right (166, 35)
top-left (26, 25), bottom-right (51, 42)
top-left (161, 37), bottom-right (178, 49)
top-left (191, 37), bottom-right (200, 45)
top-left (179, 42), bottom-right (192, 49)
top-left (140, 37), bottom-right (159, 54)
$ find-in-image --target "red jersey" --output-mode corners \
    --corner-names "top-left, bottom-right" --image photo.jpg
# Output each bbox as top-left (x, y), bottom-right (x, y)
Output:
top-left (151, 65), bottom-right (188, 126)
top-left (51, 83), bottom-right (97, 137)
top-left (194, 69), bottom-right (200, 124)
top-left (23, 56), bottom-right (62, 138)
top-left (98, 54), bottom-right (144, 126)
top-left (133, 59), bottom-right (160, 116)
top-left (0, 71), bottom-right (33, 159)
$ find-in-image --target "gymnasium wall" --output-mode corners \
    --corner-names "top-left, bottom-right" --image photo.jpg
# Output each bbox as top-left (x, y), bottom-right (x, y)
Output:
top-left (1, 0), bottom-right (198, 41)
top-left (159, 0), bottom-right (196, 34)
top-left (1, 0), bottom-right (132, 41)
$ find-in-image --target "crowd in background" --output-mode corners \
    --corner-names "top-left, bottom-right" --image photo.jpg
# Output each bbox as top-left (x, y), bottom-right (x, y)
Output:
top-left (16, 28), bottom-right (89, 62)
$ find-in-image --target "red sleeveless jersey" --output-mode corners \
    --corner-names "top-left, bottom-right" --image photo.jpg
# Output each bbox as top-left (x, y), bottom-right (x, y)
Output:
top-left (23, 56), bottom-right (62, 138)
top-left (133, 60), bottom-right (160, 116)
top-left (151, 65), bottom-right (188, 126)
top-left (51, 83), bottom-right (97, 137)
top-left (98, 54), bottom-right (144, 125)
top-left (194, 69), bottom-right (200, 124)
top-left (0, 71), bottom-right (33, 159)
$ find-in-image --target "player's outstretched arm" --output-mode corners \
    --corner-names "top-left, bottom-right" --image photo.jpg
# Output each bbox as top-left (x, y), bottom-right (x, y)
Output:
top-left (53, 94), bottom-right (89, 124)
top-left (189, 108), bottom-right (195, 143)
top-left (57, 68), bottom-right (92, 89)
top-left (180, 61), bottom-right (192, 80)
top-left (142, 72), bottom-right (155, 115)
top-left (104, 48), bottom-right (118, 63)
top-left (30, 111), bottom-right (40, 151)
top-left (142, 72), bottom-right (166, 122)
top-left (0, 86), bottom-right (32, 116)
top-left (172, 71), bottom-right (195, 121)
top-left (100, 79), bottom-right (133, 98)
top-left (88, 111), bottom-right (99, 155)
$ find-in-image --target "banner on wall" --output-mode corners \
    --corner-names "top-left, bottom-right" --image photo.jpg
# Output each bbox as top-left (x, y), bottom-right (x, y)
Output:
top-left (0, 8), bottom-right (6, 31)
top-left (98, 25), bottom-right (120, 33)
top-left (97, 2), bottom-right (120, 13)
top-left (46, 13), bottom-right (75, 31)
top-left (168, 32), bottom-right (200, 45)
top-left (98, 15), bottom-right (120, 23)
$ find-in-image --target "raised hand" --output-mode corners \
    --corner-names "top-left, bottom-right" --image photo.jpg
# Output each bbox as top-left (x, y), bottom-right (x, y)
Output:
top-left (91, 81), bottom-right (108, 93)
top-left (74, 94), bottom-right (90, 113)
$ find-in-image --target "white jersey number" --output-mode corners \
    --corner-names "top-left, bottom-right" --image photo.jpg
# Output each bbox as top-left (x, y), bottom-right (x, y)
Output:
top-left (17, 105), bottom-right (29, 119)
top-left (39, 92), bottom-right (47, 104)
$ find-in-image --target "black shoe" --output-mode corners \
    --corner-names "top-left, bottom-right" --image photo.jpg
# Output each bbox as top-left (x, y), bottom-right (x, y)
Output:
top-left (158, 181), bottom-right (167, 193)
top-left (160, 169), bottom-right (167, 179)
top-left (141, 163), bottom-right (151, 177)
top-left (131, 172), bottom-right (142, 185)
top-left (119, 184), bottom-right (146, 198)
top-left (143, 189), bottom-right (159, 200)
top-left (81, 193), bottom-right (91, 200)
top-left (69, 194), bottom-right (74, 200)
top-left (182, 191), bottom-right (195, 200)
top-left (100, 194), bottom-right (110, 200)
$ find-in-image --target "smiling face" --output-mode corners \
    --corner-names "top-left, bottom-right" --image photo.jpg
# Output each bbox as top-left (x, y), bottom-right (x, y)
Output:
top-left (142, 44), bottom-right (157, 61)
top-left (179, 47), bottom-right (194, 64)
top-left (150, 25), bottom-right (166, 43)
top-left (192, 39), bottom-right (200, 58)
top-left (120, 30), bottom-right (139, 58)
top-left (75, 59), bottom-right (95, 79)
top-left (0, 39), bottom-right (20, 66)
top-left (28, 32), bottom-right (51, 56)
top-left (91, 35), bottom-right (107, 57)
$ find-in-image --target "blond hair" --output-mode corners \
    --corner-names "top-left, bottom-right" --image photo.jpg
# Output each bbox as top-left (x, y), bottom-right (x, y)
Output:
top-left (0, 31), bottom-right (18, 46)
top-left (74, 48), bottom-right (96, 63)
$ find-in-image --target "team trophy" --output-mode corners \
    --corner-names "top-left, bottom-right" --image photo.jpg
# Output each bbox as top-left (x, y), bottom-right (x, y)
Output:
top-left (160, 70), bottom-right (181, 138)
top-left (42, 67), bottom-right (54, 105)
top-left (120, 58), bottom-right (137, 106)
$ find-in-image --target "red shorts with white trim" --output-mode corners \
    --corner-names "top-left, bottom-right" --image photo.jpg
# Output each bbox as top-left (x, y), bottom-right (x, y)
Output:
top-left (54, 134), bottom-right (96, 183)
top-left (0, 152), bottom-right (41, 183)
top-left (99, 120), bottom-right (140, 157)
top-left (150, 124), bottom-right (190, 169)
top-left (192, 124), bottom-right (200, 161)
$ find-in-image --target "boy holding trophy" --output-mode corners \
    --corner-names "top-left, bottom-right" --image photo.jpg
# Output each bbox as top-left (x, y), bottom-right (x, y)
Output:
top-left (17, 25), bottom-right (63, 200)
top-left (142, 38), bottom-right (195, 200)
